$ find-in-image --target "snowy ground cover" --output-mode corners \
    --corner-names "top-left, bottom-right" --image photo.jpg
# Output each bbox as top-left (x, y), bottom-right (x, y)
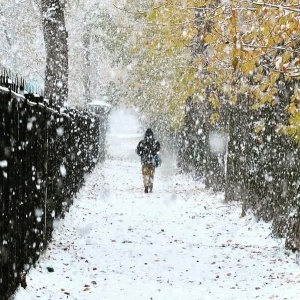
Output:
top-left (13, 109), bottom-right (300, 300)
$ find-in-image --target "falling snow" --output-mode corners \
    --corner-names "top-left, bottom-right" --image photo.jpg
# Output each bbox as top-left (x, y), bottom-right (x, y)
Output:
top-left (12, 110), bottom-right (300, 300)
top-left (2, 1), bottom-right (300, 299)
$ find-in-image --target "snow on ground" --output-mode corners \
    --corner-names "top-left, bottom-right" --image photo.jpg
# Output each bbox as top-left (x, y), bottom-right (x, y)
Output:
top-left (13, 109), bottom-right (300, 300)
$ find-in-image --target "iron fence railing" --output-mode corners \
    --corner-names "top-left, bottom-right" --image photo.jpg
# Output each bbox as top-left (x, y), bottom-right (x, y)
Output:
top-left (0, 70), bottom-right (108, 298)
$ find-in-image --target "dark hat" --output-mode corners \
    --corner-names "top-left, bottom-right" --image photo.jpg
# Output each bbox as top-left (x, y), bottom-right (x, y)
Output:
top-left (145, 128), bottom-right (153, 135)
top-left (145, 128), bottom-right (154, 139)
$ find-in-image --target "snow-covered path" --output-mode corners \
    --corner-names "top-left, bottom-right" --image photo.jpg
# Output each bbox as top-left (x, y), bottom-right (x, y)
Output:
top-left (14, 109), bottom-right (300, 300)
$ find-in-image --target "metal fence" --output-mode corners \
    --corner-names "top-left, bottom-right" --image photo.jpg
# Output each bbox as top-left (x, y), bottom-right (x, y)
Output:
top-left (0, 72), bottom-right (108, 298)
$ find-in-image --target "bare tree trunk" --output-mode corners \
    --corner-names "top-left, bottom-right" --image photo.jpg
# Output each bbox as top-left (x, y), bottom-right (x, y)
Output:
top-left (41, 0), bottom-right (68, 107)
top-left (83, 29), bottom-right (91, 105)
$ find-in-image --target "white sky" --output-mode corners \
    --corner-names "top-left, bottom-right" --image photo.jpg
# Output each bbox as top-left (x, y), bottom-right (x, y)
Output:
top-left (13, 109), bottom-right (300, 300)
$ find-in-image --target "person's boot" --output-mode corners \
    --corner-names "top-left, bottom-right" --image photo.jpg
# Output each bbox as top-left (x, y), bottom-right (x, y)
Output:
top-left (149, 184), bottom-right (153, 193)
top-left (144, 186), bottom-right (148, 193)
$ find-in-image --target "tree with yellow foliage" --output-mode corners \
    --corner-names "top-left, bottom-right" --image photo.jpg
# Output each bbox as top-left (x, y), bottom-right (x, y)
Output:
top-left (114, 0), bottom-right (300, 250)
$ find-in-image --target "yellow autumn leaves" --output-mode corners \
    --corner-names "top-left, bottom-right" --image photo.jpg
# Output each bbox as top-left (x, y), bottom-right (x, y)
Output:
top-left (116, 0), bottom-right (300, 138)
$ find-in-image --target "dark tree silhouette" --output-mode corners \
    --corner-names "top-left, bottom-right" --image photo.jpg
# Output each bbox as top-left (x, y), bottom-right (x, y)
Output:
top-left (41, 0), bottom-right (68, 107)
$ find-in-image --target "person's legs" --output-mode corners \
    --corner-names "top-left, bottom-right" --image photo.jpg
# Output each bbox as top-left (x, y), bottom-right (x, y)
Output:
top-left (148, 165), bottom-right (155, 192)
top-left (142, 165), bottom-right (150, 193)
top-left (142, 164), bottom-right (156, 193)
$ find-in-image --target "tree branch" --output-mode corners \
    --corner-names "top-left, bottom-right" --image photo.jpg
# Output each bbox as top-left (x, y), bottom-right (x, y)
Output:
top-left (112, 1), bottom-right (175, 16)
top-left (252, 1), bottom-right (300, 13)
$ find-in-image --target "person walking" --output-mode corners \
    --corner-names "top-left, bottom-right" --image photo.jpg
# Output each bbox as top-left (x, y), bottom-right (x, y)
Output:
top-left (136, 128), bottom-right (160, 193)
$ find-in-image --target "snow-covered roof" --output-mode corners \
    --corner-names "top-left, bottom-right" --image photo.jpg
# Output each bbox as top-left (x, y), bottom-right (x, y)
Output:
top-left (87, 100), bottom-right (112, 108)
top-left (87, 100), bottom-right (112, 114)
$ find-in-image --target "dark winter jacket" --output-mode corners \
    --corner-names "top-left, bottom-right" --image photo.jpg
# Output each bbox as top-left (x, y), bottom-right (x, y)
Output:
top-left (136, 129), bottom-right (160, 165)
